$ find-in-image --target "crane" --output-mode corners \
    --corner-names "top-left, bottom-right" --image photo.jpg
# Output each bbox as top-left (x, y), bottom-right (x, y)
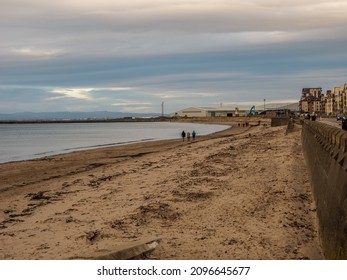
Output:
top-left (248, 105), bottom-right (257, 116)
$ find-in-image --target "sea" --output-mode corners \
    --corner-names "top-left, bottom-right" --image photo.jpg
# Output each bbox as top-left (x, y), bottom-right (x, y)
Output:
top-left (0, 122), bottom-right (230, 164)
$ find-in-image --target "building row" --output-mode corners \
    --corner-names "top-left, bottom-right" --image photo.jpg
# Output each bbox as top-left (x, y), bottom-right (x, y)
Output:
top-left (170, 106), bottom-right (250, 118)
top-left (170, 103), bottom-right (299, 118)
top-left (299, 83), bottom-right (347, 116)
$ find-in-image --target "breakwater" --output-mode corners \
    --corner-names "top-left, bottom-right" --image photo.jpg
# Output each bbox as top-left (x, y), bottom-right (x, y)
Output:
top-left (301, 120), bottom-right (347, 259)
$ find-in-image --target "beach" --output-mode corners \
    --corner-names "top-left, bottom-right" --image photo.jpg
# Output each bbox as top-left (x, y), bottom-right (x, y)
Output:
top-left (0, 123), bottom-right (324, 260)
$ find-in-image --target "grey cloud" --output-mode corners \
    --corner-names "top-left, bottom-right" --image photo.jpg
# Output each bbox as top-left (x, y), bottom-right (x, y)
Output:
top-left (1, 1), bottom-right (347, 114)
top-left (2, 1), bottom-right (347, 35)
top-left (13, 2), bottom-right (347, 29)
top-left (1, 0), bottom-right (347, 64)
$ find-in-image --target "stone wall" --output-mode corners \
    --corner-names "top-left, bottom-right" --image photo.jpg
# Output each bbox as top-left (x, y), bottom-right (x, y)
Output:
top-left (271, 117), bottom-right (289, 127)
top-left (301, 121), bottom-right (347, 259)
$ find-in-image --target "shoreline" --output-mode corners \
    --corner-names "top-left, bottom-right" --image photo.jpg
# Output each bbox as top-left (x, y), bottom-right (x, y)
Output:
top-left (0, 124), bottom-right (242, 193)
top-left (0, 115), bottom-right (264, 124)
top-left (0, 124), bottom-right (323, 260)
top-left (0, 117), bottom-right (170, 124)
top-left (0, 121), bottom-right (233, 165)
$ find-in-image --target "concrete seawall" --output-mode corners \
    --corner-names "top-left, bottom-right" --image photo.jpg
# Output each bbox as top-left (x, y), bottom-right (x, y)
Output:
top-left (271, 117), bottom-right (289, 127)
top-left (301, 121), bottom-right (347, 259)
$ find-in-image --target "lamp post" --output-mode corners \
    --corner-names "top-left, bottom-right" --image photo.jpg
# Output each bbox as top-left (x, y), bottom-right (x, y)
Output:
top-left (264, 99), bottom-right (266, 111)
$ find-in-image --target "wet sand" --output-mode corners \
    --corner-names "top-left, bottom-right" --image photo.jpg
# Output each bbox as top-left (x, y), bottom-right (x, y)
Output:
top-left (0, 123), bottom-right (324, 259)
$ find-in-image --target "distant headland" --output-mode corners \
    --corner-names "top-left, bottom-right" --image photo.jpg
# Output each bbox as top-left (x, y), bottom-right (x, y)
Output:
top-left (0, 111), bottom-right (164, 123)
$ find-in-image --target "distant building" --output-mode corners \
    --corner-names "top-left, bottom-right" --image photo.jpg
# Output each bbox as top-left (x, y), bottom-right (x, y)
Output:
top-left (171, 107), bottom-right (208, 118)
top-left (325, 87), bottom-right (343, 115)
top-left (325, 90), bottom-right (334, 115)
top-left (301, 88), bottom-right (322, 99)
top-left (265, 102), bottom-right (300, 112)
top-left (299, 87), bottom-right (325, 114)
top-left (299, 83), bottom-right (347, 116)
top-left (259, 109), bottom-right (293, 118)
top-left (170, 106), bottom-right (250, 118)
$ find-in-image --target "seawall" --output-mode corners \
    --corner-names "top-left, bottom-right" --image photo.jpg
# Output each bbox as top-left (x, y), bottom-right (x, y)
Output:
top-left (301, 120), bottom-right (347, 259)
top-left (271, 117), bottom-right (289, 127)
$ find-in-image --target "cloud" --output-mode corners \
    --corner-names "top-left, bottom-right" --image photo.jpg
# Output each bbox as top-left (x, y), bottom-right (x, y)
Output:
top-left (49, 87), bottom-right (133, 101)
top-left (12, 48), bottom-right (66, 58)
top-left (111, 99), bottom-right (152, 106)
top-left (0, 0), bottom-right (346, 68)
top-left (1, 1), bottom-right (347, 114)
top-left (36, 0), bottom-right (347, 33)
top-left (121, 106), bottom-right (153, 113)
top-left (51, 88), bottom-right (94, 100)
top-left (3, 1), bottom-right (347, 40)
top-left (108, 87), bottom-right (133, 91)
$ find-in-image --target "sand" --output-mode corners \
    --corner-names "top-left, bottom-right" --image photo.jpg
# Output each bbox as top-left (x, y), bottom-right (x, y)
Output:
top-left (0, 123), bottom-right (324, 260)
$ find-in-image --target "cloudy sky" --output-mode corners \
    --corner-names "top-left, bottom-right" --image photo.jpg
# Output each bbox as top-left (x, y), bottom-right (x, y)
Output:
top-left (1, 0), bottom-right (347, 114)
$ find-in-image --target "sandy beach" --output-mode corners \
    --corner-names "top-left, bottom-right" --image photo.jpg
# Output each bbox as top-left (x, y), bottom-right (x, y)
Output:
top-left (0, 123), bottom-right (324, 260)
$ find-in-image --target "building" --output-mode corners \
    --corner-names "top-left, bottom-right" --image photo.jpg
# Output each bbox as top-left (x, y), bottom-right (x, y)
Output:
top-left (333, 86), bottom-right (343, 113)
top-left (299, 87), bottom-right (325, 114)
top-left (300, 83), bottom-right (347, 116)
top-left (170, 106), bottom-right (250, 118)
top-left (323, 84), bottom-right (347, 115)
top-left (170, 107), bottom-right (208, 118)
top-left (301, 88), bottom-right (322, 99)
top-left (325, 90), bottom-right (334, 115)
top-left (277, 102), bottom-right (300, 112)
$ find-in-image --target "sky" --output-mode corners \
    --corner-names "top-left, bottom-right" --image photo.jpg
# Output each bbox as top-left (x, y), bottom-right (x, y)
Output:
top-left (1, 0), bottom-right (347, 114)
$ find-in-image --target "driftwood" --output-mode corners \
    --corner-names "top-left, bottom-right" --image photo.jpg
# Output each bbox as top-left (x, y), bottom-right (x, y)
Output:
top-left (70, 237), bottom-right (161, 260)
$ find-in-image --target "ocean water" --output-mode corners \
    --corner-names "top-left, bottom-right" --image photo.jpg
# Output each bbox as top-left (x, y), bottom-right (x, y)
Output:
top-left (0, 122), bottom-right (229, 163)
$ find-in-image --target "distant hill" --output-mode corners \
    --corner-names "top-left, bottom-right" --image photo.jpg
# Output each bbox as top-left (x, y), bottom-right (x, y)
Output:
top-left (0, 111), bottom-right (163, 121)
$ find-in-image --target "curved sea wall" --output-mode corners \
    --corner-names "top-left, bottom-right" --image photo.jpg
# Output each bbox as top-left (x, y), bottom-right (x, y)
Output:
top-left (301, 121), bottom-right (347, 259)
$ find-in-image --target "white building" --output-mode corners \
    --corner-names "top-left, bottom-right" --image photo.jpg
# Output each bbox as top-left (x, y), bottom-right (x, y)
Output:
top-left (170, 107), bottom-right (250, 118)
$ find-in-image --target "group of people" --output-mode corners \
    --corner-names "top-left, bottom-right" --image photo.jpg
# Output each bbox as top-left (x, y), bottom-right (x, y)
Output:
top-left (181, 130), bottom-right (196, 141)
top-left (238, 122), bottom-right (249, 127)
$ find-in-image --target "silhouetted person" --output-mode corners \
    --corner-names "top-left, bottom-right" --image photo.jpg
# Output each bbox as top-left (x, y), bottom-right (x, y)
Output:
top-left (181, 130), bottom-right (186, 141)
top-left (342, 117), bottom-right (347, 131)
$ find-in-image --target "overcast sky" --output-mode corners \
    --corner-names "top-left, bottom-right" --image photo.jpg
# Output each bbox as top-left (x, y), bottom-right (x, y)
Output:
top-left (1, 0), bottom-right (347, 114)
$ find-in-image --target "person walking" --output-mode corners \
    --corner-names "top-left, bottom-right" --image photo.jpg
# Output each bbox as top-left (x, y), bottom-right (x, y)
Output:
top-left (181, 130), bottom-right (186, 141)
top-left (187, 131), bottom-right (191, 141)
top-left (342, 117), bottom-right (347, 131)
top-left (192, 130), bottom-right (196, 140)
